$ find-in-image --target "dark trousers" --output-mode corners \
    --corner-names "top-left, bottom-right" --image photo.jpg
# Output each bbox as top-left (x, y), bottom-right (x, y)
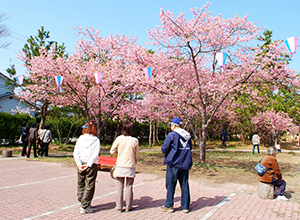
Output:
top-left (252, 144), bottom-right (260, 154)
top-left (165, 165), bottom-right (190, 210)
top-left (77, 163), bottom-right (98, 209)
top-left (39, 143), bottom-right (49, 156)
top-left (222, 139), bottom-right (226, 147)
top-left (27, 138), bottom-right (37, 158)
top-left (272, 177), bottom-right (286, 196)
top-left (21, 140), bottom-right (28, 156)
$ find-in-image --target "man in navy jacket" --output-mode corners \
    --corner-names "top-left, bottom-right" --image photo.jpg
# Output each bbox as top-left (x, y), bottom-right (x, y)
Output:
top-left (161, 117), bottom-right (193, 213)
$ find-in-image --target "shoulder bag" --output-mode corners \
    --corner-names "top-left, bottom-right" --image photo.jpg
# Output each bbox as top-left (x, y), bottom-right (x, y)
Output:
top-left (254, 155), bottom-right (272, 176)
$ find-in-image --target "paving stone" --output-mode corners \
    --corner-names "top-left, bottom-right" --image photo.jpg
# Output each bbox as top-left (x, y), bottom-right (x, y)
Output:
top-left (0, 158), bottom-right (299, 220)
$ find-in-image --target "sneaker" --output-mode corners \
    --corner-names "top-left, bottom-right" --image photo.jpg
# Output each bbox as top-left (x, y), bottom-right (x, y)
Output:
top-left (277, 195), bottom-right (288, 201)
top-left (183, 209), bottom-right (189, 213)
top-left (80, 205), bottom-right (94, 214)
top-left (160, 206), bottom-right (174, 213)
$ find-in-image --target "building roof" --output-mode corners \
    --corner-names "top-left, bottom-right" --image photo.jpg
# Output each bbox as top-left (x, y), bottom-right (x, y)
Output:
top-left (0, 72), bottom-right (12, 82)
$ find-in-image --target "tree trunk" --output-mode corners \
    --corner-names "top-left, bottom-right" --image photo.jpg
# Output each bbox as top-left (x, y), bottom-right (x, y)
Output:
top-left (149, 121), bottom-right (152, 147)
top-left (103, 124), bottom-right (107, 145)
top-left (39, 100), bottom-right (49, 129)
top-left (96, 118), bottom-right (101, 140)
top-left (156, 123), bottom-right (160, 144)
top-left (199, 123), bottom-right (207, 164)
top-left (113, 119), bottom-right (120, 142)
top-left (152, 122), bottom-right (156, 146)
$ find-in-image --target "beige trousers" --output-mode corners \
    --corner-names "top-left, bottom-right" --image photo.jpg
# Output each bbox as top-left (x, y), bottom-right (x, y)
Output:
top-left (116, 177), bottom-right (134, 209)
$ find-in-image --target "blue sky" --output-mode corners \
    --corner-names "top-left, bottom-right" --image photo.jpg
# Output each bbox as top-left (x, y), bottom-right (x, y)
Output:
top-left (0, 0), bottom-right (300, 76)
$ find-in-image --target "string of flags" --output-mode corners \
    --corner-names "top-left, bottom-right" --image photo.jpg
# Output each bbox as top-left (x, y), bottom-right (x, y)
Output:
top-left (94, 72), bottom-right (103, 85)
top-left (285, 37), bottom-right (298, 61)
top-left (143, 67), bottom-right (152, 80)
top-left (13, 37), bottom-right (298, 88)
top-left (216, 52), bottom-right (227, 69)
top-left (54, 76), bottom-right (64, 91)
top-left (15, 76), bottom-right (24, 86)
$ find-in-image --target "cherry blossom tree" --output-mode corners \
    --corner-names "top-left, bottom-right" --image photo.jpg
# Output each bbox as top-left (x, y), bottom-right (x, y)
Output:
top-left (17, 27), bottom-right (66, 128)
top-left (19, 27), bottom-right (145, 138)
top-left (144, 3), bottom-right (298, 163)
top-left (252, 110), bottom-right (296, 145)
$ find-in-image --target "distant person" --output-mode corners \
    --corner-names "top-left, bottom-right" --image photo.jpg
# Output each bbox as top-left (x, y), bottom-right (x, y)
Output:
top-left (110, 121), bottom-right (139, 212)
top-left (27, 122), bottom-right (38, 158)
top-left (73, 120), bottom-right (100, 214)
top-left (295, 134), bottom-right (300, 146)
top-left (161, 117), bottom-right (192, 213)
top-left (38, 124), bottom-right (52, 156)
top-left (37, 125), bottom-right (46, 156)
top-left (257, 146), bottom-right (288, 201)
top-left (275, 141), bottom-right (281, 153)
top-left (252, 132), bottom-right (260, 154)
top-left (20, 122), bottom-right (29, 157)
top-left (221, 129), bottom-right (228, 147)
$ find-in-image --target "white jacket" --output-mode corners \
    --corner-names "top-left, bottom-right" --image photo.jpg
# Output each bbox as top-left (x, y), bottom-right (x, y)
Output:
top-left (252, 134), bottom-right (260, 145)
top-left (73, 134), bottom-right (100, 168)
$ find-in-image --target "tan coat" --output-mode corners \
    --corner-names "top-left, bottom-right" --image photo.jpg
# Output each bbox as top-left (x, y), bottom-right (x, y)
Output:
top-left (257, 154), bottom-right (282, 183)
top-left (110, 135), bottom-right (139, 168)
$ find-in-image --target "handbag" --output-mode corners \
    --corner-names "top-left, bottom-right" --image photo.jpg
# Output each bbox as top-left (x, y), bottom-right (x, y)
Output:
top-left (254, 155), bottom-right (271, 176)
top-left (110, 163), bottom-right (117, 179)
top-left (18, 135), bottom-right (23, 144)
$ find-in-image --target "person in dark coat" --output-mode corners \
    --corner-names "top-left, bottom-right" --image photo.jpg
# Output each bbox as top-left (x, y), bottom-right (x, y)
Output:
top-left (27, 122), bottom-right (38, 158)
top-left (20, 122), bottom-right (29, 156)
top-left (160, 117), bottom-right (193, 213)
top-left (221, 129), bottom-right (228, 147)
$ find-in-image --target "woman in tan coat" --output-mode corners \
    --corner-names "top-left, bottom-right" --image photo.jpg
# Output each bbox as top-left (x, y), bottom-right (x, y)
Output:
top-left (110, 121), bottom-right (139, 212)
top-left (257, 146), bottom-right (288, 201)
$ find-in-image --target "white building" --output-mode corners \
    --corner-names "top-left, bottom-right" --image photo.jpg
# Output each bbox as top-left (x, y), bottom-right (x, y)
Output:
top-left (0, 72), bottom-right (35, 117)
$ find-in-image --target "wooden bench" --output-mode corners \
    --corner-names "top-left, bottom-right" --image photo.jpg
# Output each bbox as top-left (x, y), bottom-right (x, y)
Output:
top-left (98, 156), bottom-right (117, 169)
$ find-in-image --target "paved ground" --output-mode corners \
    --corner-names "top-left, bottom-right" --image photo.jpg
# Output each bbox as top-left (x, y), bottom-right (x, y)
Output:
top-left (0, 156), bottom-right (299, 220)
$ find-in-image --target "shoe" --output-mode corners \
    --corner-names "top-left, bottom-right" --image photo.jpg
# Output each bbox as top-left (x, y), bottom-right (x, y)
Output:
top-left (277, 195), bottom-right (288, 201)
top-left (183, 209), bottom-right (189, 213)
top-left (80, 205), bottom-right (94, 214)
top-left (115, 207), bottom-right (124, 212)
top-left (160, 206), bottom-right (174, 213)
top-left (125, 207), bottom-right (133, 212)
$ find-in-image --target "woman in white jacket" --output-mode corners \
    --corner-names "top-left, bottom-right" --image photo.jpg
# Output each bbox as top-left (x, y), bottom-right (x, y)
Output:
top-left (73, 120), bottom-right (100, 214)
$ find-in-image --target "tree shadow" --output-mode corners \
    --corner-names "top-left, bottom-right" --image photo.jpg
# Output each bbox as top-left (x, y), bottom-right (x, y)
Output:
top-left (189, 196), bottom-right (226, 212)
top-left (284, 191), bottom-right (294, 199)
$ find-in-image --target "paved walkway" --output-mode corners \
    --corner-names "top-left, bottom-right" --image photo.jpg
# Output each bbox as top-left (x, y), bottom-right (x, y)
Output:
top-left (0, 156), bottom-right (299, 220)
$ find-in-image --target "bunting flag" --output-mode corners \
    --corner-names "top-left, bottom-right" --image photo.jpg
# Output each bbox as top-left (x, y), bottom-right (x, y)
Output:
top-left (94, 72), bottom-right (103, 85)
top-left (15, 76), bottom-right (24, 86)
top-left (143, 67), bottom-right (152, 79)
top-left (216, 52), bottom-right (227, 68)
top-left (285, 37), bottom-right (298, 60)
top-left (54, 76), bottom-right (63, 91)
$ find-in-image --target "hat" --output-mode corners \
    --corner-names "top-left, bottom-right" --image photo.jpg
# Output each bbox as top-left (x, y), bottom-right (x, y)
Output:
top-left (169, 117), bottom-right (183, 126)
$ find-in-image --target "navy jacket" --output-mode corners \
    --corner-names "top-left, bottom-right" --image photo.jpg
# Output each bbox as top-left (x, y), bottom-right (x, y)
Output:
top-left (161, 128), bottom-right (193, 170)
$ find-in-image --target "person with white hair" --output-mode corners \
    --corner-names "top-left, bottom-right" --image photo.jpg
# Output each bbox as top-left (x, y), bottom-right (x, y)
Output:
top-left (257, 146), bottom-right (288, 201)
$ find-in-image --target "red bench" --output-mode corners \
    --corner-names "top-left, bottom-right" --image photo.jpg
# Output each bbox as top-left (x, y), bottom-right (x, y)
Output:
top-left (98, 156), bottom-right (117, 169)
